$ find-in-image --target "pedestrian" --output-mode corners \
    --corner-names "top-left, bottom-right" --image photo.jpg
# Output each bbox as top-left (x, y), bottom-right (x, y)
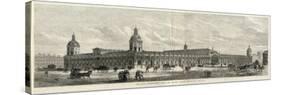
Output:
top-left (45, 71), bottom-right (48, 77)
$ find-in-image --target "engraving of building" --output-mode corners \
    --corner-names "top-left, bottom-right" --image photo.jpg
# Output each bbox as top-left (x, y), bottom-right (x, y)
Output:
top-left (64, 27), bottom-right (252, 70)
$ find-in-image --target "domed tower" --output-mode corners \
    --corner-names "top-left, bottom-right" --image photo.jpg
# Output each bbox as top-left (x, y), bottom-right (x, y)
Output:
top-left (129, 27), bottom-right (143, 52)
top-left (67, 33), bottom-right (80, 55)
top-left (247, 45), bottom-right (252, 57)
top-left (184, 42), bottom-right (188, 50)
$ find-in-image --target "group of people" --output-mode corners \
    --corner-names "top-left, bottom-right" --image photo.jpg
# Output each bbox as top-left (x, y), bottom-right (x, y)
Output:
top-left (118, 70), bottom-right (144, 81)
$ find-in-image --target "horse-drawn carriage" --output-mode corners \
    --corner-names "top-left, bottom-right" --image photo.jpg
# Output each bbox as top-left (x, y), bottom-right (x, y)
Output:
top-left (135, 70), bottom-right (144, 80)
top-left (231, 62), bottom-right (264, 76)
top-left (70, 68), bottom-right (92, 79)
top-left (118, 70), bottom-right (144, 81)
top-left (118, 70), bottom-right (130, 81)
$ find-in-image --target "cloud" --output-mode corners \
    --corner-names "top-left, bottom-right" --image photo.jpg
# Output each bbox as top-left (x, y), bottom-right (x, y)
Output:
top-left (33, 4), bottom-right (269, 55)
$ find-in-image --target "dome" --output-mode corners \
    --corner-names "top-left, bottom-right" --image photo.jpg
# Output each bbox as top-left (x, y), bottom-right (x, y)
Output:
top-left (246, 45), bottom-right (252, 57)
top-left (67, 33), bottom-right (80, 47)
top-left (247, 45), bottom-right (252, 52)
top-left (130, 27), bottom-right (142, 42)
top-left (130, 34), bottom-right (142, 42)
top-left (67, 40), bottom-right (80, 47)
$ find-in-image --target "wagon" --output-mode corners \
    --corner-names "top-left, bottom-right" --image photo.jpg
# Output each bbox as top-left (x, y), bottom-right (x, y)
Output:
top-left (118, 70), bottom-right (130, 81)
top-left (70, 68), bottom-right (92, 79)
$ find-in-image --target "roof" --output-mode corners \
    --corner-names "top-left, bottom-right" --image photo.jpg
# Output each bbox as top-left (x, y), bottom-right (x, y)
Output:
top-left (67, 33), bottom-right (80, 47)
top-left (67, 40), bottom-right (80, 47)
top-left (129, 27), bottom-right (142, 42)
top-left (220, 54), bottom-right (247, 58)
top-left (164, 48), bottom-right (217, 55)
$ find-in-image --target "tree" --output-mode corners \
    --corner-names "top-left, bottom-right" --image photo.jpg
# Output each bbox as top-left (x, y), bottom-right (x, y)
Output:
top-left (127, 66), bottom-right (134, 70)
top-left (228, 64), bottom-right (236, 71)
top-left (97, 66), bottom-right (109, 72)
top-left (113, 67), bottom-right (119, 72)
top-left (47, 64), bottom-right (56, 70)
top-left (184, 66), bottom-right (191, 71)
top-left (163, 64), bottom-right (171, 70)
top-left (254, 60), bottom-right (260, 65)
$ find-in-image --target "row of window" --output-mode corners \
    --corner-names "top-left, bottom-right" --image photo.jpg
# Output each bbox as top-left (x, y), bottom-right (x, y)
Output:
top-left (67, 53), bottom-right (211, 59)
top-left (66, 59), bottom-right (211, 67)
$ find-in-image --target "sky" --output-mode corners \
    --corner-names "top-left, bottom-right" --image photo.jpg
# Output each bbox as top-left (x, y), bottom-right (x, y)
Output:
top-left (33, 2), bottom-right (269, 56)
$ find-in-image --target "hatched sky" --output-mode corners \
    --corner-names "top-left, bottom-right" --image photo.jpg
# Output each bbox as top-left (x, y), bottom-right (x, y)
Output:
top-left (33, 3), bottom-right (269, 56)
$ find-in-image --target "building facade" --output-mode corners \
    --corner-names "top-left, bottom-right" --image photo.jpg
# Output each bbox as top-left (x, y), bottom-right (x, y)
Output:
top-left (64, 27), bottom-right (252, 71)
top-left (35, 53), bottom-right (64, 69)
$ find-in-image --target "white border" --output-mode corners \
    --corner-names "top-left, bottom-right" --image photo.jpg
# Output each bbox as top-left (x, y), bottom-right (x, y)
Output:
top-left (29, 0), bottom-right (271, 94)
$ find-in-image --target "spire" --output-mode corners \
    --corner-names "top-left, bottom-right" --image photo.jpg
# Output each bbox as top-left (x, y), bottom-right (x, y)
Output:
top-left (247, 45), bottom-right (252, 51)
top-left (72, 32), bottom-right (75, 41)
top-left (184, 41), bottom-right (188, 50)
top-left (133, 26), bottom-right (138, 35)
top-left (247, 44), bottom-right (252, 57)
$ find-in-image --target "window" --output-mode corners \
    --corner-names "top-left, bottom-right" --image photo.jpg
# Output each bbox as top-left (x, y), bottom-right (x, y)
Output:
top-left (137, 60), bottom-right (142, 65)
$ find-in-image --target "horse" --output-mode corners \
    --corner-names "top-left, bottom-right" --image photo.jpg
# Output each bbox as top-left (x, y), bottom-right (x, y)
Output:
top-left (118, 70), bottom-right (130, 81)
top-left (135, 70), bottom-right (144, 80)
top-left (153, 66), bottom-right (160, 72)
top-left (145, 66), bottom-right (151, 72)
top-left (253, 63), bottom-right (264, 72)
top-left (238, 64), bottom-right (251, 70)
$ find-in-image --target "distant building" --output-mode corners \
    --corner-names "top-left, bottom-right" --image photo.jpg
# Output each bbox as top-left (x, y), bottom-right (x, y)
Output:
top-left (35, 53), bottom-right (64, 69)
top-left (252, 51), bottom-right (263, 65)
top-left (64, 27), bottom-right (252, 70)
top-left (263, 50), bottom-right (268, 65)
top-left (219, 54), bottom-right (251, 66)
